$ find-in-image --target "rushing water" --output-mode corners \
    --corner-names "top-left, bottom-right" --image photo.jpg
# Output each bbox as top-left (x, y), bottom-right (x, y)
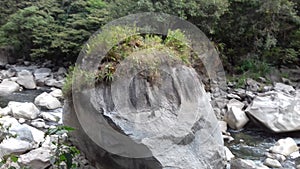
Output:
top-left (226, 123), bottom-right (300, 169)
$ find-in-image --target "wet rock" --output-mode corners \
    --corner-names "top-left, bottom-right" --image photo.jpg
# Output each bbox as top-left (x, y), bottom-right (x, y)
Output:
top-left (0, 79), bottom-right (20, 96)
top-left (225, 106), bottom-right (249, 130)
top-left (16, 70), bottom-right (36, 89)
top-left (8, 101), bottom-right (40, 120)
top-left (263, 158), bottom-right (282, 168)
top-left (265, 152), bottom-right (286, 162)
top-left (19, 147), bottom-right (51, 169)
top-left (270, 137), bottom-right (299, 156)
top-left (230, 158), bottom-right (269, 169)
top-left (246, 91), bottom-right (300, 132)
top-left (34, 92), bottom-right (61, 110)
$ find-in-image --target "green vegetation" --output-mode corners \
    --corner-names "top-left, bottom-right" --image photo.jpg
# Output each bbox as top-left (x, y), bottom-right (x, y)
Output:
top-left (0, 0), bottom-right (299, 78)
top-left (62, 28), bottom-right (199, 98)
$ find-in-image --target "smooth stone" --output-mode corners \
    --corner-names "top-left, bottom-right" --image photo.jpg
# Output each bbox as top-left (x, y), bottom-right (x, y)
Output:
top-left (49, 88), bottom-right (63, 99)
top-left (225, 106), bottom-right (249, 130)
top-left (0, 138), bottom-right (33, 158)
top-left (34, 92), bottom-right (61, 110)
top-left (263, 158), bottom-right (282, 168)
top-left (8, 101), bottom-right (40, 120)
top-left (16, 70), bottom-right (36, 89)
top-left (270, 137), bottom-right (299, 156)
top-left (0, 79), bottom-right (20, 96)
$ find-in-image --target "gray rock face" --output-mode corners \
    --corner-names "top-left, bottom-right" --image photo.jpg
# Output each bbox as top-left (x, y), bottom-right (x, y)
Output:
top-left (16, 70), bottom-right (36, 89)
top-left (34, 68), bottom-right (51, 85)
top-left (0, 79), bottom-right (20, 96)
top-left (45, 79), bottom-right (64, 88)
top-left (64, 65), bottom-right (225, 169)
top-left (246, 90), bottom-right (300, 132)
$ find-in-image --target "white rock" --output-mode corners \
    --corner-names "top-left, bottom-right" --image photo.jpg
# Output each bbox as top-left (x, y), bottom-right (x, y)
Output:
top-left (0, 79), bottom-right (20, 96)
top-left (265, 152), bottom-right (286, 162)
top-left (41, 112), bottom-right (59, 122)
top-left (9, 123), bottom-right (34, 142)
top-left (45, 78), bottom-right (64, 88)
top-left (0, 106), bottom-right (11, 116)
top-left (227, 93), bottom-right (241, 100)
top-left (22, 124), bottom-right (45, 145)
top-left (231, 158), bottom-right (269, 169)
top-left (227, 99), bottom-right (245, 110)
top-left (270, 137), bottom-right (299, 156)
top-left (225, 106), bottom-right (249, 130)
top-left (218, 120), bottom-right (227, 133)
top-left (34, 92), bottom-right (61, 110)
top-left (31, 119), bottom-right (46, 128)
top-left (34, 68), bottom-right (51, 79)
top-left (19, 147), bottom-right (51, 169)
top-left (263, 158), bottom-right (282, 168)
top-left (18, 118), bottom-right (26, 124)
top-left (246, 91), bottom-right (300, 132)
top-left (274, 82), bottom-right (295, 94)
top-left (224, 146), bottom-right (234, 161)
top-left (0, 138), bottom-right (33, 158)
top-left (290, 151), bottom-right (300, 159)
top-left (16, 70), bottom-right (36, 89)
top-left (8, 101), bottom-right (40, 119)
top-left (0, 115), bottom-right (19, 128)
top-left (49, 88), bottom-right (63, 99)
top-left (222, 135), bottom-right (234, 143)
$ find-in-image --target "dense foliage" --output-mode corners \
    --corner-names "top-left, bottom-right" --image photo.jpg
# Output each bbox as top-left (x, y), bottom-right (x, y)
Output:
top-left (0, 0), bottom-right (299, 73)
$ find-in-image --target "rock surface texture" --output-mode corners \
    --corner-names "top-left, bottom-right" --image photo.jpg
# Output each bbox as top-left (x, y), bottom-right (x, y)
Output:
top-left (246, 90), bottom-right (300, 132)
top-left (64, 65), bottom-right (225, 169)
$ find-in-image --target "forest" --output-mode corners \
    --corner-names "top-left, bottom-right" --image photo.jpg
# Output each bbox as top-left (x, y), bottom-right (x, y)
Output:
top-left (0, 0), bottom-right (299, 77)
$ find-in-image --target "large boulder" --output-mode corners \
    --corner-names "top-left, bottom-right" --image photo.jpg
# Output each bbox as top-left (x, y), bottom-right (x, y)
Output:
top-left (246, 90), bottom-right (300, 132)
top-left (0, 79), bottom-right (20, 96)
top-left (16, 70), bottom-right (36, 89)
top-left (8, 101), bottom-right (40, 120)
top-left (64, 63), bottom-right (225, 169)
top-left (34, 92), bottom-right (61, 110)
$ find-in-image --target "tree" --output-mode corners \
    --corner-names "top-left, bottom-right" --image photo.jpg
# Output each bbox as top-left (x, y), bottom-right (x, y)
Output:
top-left (0, 0), bottom-right (108, 62)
